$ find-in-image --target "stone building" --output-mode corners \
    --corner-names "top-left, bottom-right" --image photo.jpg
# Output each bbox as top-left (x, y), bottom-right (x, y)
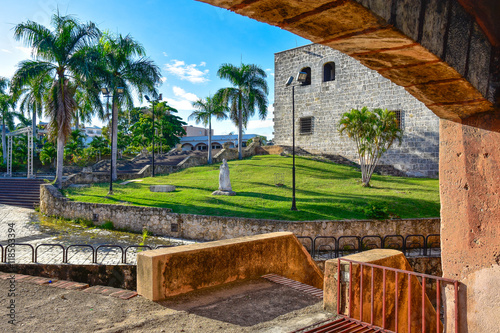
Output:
top-left (273, 44), bottom-right (439, 178)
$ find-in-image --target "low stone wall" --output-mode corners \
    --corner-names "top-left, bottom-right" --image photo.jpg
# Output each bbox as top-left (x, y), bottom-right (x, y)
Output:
top-left (41, 184), bottom-right (440, 242)
top-left (137, 232), bottom-right (323, 301)
top-left (0, 264), bottom-right (136, 290)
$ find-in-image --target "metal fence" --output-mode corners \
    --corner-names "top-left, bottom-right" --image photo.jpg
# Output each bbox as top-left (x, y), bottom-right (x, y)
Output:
top-left (0, 243), bottom-right (176, 265)
top-left (297, 234), bottom-right (440, 260)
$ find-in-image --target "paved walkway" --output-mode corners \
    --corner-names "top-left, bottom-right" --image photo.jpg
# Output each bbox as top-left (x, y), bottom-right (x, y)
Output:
top-left (0, 204), bottom-right (188, 265)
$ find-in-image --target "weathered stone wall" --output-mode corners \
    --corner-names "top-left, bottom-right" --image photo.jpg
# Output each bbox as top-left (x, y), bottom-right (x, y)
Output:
top-left (274, 43), bottom-right (440, 178)
top-left (0, 264), bottom-right (136, 290)
top-left (40, 184), bottom-right (440, 241)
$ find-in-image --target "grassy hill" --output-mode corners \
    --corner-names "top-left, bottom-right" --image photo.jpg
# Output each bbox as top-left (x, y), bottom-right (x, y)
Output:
top-left (65, 155), bottom-right (440, 221)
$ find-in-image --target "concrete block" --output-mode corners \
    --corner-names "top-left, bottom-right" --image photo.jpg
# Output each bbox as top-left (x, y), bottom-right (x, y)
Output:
top-left (137, 232), bottom-right (323, 301)
top-left (149, 185), bottom-right (175, 192)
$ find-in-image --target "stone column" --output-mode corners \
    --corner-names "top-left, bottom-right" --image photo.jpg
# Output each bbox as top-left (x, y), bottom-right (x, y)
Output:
top-left (440, 112), bottom-right (500, 332)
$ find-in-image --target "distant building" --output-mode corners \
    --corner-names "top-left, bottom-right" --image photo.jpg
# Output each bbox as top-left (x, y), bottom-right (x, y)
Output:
top-left (182, 125), bottom-right (214, 137)
top-left (180, 133), bottom-right (260, 151)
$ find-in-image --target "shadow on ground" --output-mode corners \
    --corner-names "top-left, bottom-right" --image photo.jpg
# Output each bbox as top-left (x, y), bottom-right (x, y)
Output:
top-left (158, 278), bottom-right (323, 327)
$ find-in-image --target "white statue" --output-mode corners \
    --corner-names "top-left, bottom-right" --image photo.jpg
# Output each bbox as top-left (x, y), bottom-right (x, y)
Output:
top-left (213, 159), bottom-right (236, 196)
top-left (219, 159), bottom-right (232, 191)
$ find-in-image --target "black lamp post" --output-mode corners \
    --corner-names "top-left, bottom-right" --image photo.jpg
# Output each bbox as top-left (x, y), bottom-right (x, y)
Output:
top-left (103, 86), bottom-right (124, 195)
top-left (285, 72), bottom-right (307, 211)
top-left (145, 93), bottom-right (162, 177)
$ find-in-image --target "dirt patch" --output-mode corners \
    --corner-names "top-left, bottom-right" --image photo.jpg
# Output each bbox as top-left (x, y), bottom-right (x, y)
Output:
top-left (0, 277), bottom-right (333, 332)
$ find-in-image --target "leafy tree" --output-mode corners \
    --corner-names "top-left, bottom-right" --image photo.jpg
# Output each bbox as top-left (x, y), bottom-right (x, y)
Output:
top-left (216, 63), bottom-right (268, 159)
top-left (39, 141), bottom-right (56, 168)
top-left (129, 102), bottom-right (186, 152)
top-left (96, 33), bottom-right (161, 180)
top-left (89, 135), bottom-right (109, 150)
top-left (13, 13), bottom-right (102, 188)
top-left (0, 78), bottom-right (16, 164)
top-left (11, 73), bottom-right (51, 139)
top-left (64, 129), bottom-right (86, 160)
top-left (189, 95), bottom-right (228, 164)
top-left (338, 107), bottom-right (403, 187)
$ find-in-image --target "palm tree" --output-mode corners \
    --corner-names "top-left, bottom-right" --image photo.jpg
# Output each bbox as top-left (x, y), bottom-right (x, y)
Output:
top-left (216, 63), bottom-right (269, 159)
top-left (0, 77), bottom-right (16, 164)
top-left (338, 107), bottom-right (403, 187)
top-left (12, 13), bottom-right (101, 188)
top-left (97, 33), bottom-right (161, 180)
top-left (189, 95), bottom-right (228, 164)
top-left (11, 73), bottom-right (52, 139)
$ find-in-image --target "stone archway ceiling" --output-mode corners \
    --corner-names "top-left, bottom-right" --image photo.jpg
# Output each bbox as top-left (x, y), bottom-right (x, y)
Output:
top-left (198, 0), bottom-right (499, 122)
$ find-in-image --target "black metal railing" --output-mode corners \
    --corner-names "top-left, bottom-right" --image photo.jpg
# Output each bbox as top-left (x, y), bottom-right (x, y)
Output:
top-left (1, 243), bottom-right (178, 265)
top-left (296, 233), bottom-right (441, 260)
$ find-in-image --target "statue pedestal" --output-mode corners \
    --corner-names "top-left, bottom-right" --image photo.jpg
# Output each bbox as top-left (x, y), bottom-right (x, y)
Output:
top-left (212, 190), bottom-right (236, 196)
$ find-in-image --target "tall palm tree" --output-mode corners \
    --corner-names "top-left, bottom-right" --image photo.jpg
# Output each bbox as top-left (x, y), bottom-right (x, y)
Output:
top-left (11, 73), bottom-right (52, 140)
top-left (189, 95), bottom-right (228, 164)
top-left (97, 33), bottom-right (161, 180)
top-left (0, 77), bottom-right (16, 164)
top-left (12, 13), bottom-right (101, 188)
top-left (216, 63), bottom-right (268, 159)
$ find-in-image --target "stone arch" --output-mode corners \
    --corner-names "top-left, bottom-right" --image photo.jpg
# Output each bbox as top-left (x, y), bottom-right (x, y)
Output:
top-left (195, 143), bottom-right (208, 151)
top-left (299, 66), bottom-right (312, 85)
top-left (181, 143), bottom-right (193, 151)
top-left (211, 142), bottom-right (222, 149)
top-left (200, 0), bottom-right (499, 121)
top-left (197, 1), bottom-right (500, 331)
top-left (323, 61), bottom-right (335, 81)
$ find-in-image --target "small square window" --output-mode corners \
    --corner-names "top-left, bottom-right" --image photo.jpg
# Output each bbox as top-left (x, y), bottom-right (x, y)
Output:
top-left (300, 117), bottom-right (313, 135)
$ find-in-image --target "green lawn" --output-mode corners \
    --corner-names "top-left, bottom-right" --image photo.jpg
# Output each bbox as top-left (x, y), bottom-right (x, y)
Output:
top-left (65, 155), bottom-right (440, 221)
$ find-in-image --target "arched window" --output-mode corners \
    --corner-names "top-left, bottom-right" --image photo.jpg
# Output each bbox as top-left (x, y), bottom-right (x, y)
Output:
top-left (323, 62), bottom-right (335, 82)
top-left (300, 67), bottom-right (311, 85)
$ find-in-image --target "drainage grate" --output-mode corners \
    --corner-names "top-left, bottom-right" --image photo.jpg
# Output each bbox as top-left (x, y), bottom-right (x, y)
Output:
top-left (261, 274), bottom-right (323, 298)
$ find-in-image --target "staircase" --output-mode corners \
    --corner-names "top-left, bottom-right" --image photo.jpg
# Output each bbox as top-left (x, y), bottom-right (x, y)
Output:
top-left (0, 178), bottom-right (45, 209)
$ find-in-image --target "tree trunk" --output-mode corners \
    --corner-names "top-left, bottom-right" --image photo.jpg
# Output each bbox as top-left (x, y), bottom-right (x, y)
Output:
top-left (2, 118), bottom-right (6, 164)
top-left (75, 110), bottom-right (79, 130)
top-left (111, 96), bottom-right (118, 181)
top-left (238, 110), bottom-right (243, 160)
top-left (54, 133), bottom-right (65, 189)
top-left (208, 118), bottom-right (212, 164)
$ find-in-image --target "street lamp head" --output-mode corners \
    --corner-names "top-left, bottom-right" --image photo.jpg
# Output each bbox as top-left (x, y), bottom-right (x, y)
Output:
top-left (158, 93), bottom-right (162, 101)
top-left (297, 71), bottom-right (308, 83)
top-left (145, 95), bottom-right (150, 102)
top-left (101, 87), bottom-right (109, 95)
top-left (117, 87), bottom-right (125, 95)
top-left (285, 76), bottom-right (294, 87)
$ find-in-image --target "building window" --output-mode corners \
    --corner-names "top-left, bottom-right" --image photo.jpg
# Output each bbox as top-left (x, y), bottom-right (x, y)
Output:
top-left (300, 117), bottom-right (314, 135)
top-left (323, 62), bottom-right (335, 82)
top-left (300, 67), bottom-right (311, 85)
top-left (392, 110), bottom-right (403, 129)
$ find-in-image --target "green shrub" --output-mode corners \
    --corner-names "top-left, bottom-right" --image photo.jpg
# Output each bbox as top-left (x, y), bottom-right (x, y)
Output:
top-left (363, 202), bottom-right (390, 220)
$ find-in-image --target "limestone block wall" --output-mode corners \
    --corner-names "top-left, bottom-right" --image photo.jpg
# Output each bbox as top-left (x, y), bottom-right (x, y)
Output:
top-left (274, 44), bottom-right (440, 178)
top-left (40, 184), bottom-right (439, 241)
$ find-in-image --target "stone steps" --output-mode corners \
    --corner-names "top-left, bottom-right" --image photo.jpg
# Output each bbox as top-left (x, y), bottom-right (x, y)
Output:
top-left (0, 179), bottom-right (44, 209)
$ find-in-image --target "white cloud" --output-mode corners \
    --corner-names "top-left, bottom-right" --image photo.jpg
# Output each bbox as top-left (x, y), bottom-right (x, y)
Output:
top-left (1, 49), bottom-right (12, 54)
top-left (15, 46), bottom-right (32, 56)
top-left (163, 52), bottom-right (168, 57)
top-left (164, 60), bottom-right (209, 84)
top-left (173, 86), bottom-right (199, 102)
top-left (160, 77), bottom-right (167, 83)
top-left (266, 68), bottom-right (272, 71)
top-left (200, 61), bottom-right (206, 67)
top-left (164, 86), bottom-right (199, 111)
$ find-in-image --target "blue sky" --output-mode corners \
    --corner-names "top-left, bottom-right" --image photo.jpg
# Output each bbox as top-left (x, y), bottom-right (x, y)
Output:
top-left (0, 0), bottom-right (309, 138)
